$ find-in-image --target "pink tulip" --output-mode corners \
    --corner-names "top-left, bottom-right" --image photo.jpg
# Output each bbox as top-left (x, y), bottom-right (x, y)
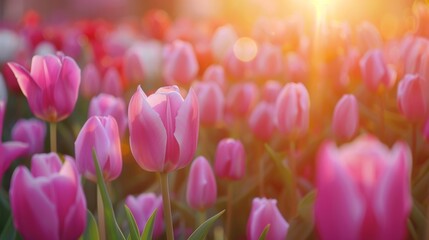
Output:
top-left (125, 193), bottom-right (164, 237)
top-left (125, 41), bottom-right (164, 82)
top-left (193, 81), bottom-right (224, 126)
top-left (9, 153), bottom-right (87, 240)
top-left (359, 49), bottom-right (396, 92)
top-left (424, 118), bottom-right (429, 141)
top-left (210, 25), bottom-right (238, 62)
top-left (0, 101), bottom-right (28, 185)
top-left (102, 67), bottom-right (123, 97)
top-left (275, 82), bottom-right (310, 137)
top-left (226, 82), bottom-right (258, 118)
top-left (123, 48), bottom-right (146, 83)
top-left (11, 118), bottom-right (46, 155)
top-left (89, 93), bottom-right (127, 137)
top-left (8, 53), bottom-right (81, 122)
top-left (252, 42), bottom-right (283, 79)
top-left (262, 80), bottom-right (282, 103)
top-left (75, 116), bottom-right (122, 181)
top-left (223, 49), bottom-right (248, 79)
top-left (186, 156), bottom-right (217, 210)
top-left (315, 135), bottom-right (412, 240)
top-left (356, 22), bottom-right (382, 52)
top-left (247, 198), bottom-right (289, 240)
top-left (284, 52), bottom-right (309, 83)
top-left (202, 65), bottom-right (226, 89)
top-left (163, 40), bottom-right (199, 85)
top-left (248, 102), bottom-right (276, 141)
top-left (81, 63), bottom-right (101, 99)
top-left (214, 138), bottom-right (246, 180)
top-left (397, 74), bottom-right (428, 122)
top-left (332, 94), bottom-right (359, 141)
top-left (128, 85), bottom-right (199, 173)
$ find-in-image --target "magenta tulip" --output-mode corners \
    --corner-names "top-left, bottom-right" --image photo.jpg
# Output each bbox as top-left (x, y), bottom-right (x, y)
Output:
top-left (397, 74), bottom-right (428, 122)
top-left (8, 53), bottom-right (81, 122)
top-left (81, 63), bottom-right (101, 99)
top-left (102, 67), bottom-right (123, 97)
top-left (125, 193), bottom-right (164, 237)
top-left (315, 135), bottom-right (412, 240)
top-left (88, 93), bottom-right (127, 137)
top-left (128, 85), bottom-right (199, 173)
top-left (0, 101), bottom-right (28, 185)
top-left (75, 116), bottom-right (122, 181)
top-left (214, 138), bottom-right (246, 180)
top-left (193, 81), bottom-right (224, 126)
top-left (275, 82), bottom-right (310, 137)
top-left (11, 118), bottom-right (46, 155)
top-left (163, 40), bottom-right (199, 85)
top-left (332, 94), bottom-right (359, 140)
top-left (359, 49), bottom-right (396, 92)
top-left (248, 102), bottom-right (276, 141)
top-left (9, 153), bottom-right (87, 240)
top-left (186, 156), bottom-right (217, 210)
top-left (247, 198), bottom-right (289, 240)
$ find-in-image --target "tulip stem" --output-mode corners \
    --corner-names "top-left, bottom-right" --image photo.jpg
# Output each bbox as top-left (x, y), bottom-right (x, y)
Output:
top-left (225, 183), bottom-right (233, 240)
top-left (50, 122), bottom-right (57, 153)
top-left (289, 140), bottom-right (298, 218)
top-left (197, 210), bottom-right (206, 227)
top-left (97, 188), bottom-right (106, 240)
top-left (259, 143), bottom-right (265, 196)
top-left (159, 172), bottom-right (174, 240)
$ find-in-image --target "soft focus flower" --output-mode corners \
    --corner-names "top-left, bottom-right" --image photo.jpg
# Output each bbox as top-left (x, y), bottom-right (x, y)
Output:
top-left (397, 74), bottom-right (428, 122)
top-left (226, 82), bottom-right (258, 118)
top-left (0, 29), bottom-right (24, 64)
top-left (125, 41), bottom-right (164, 82)
top-left (248, 102), bottom-right (276, 141)
top-left (223, 49), bottom-right (248, 79)
top-left (186, 156), bottom-right (217, 210)
top-left (8, 53), bottom-right (81, 122)
top-left (424, 118), bottom-right (429, 141)
top-left (202, 64), bottom-right (226, 89)
top-left (88, 93), bottom-right (127, 137)
top-left (128, 85), bottom-right (199, 173)
top-left (315, 135), bottom-right (412, 240)
top-left (210, 25), bottom-right (238, 62)
top-left (332, 94), bottom-right (359, 141)
top-left (247, 198), bottom-right (289, 240)
top-left (252, 42), bottom-right (282, 79)
top-left (11, 118), bottom-right (46, 155)
top-left (359, 49), bottom-right (396, 92)
top-left (262, 80), bottom-right (282, 103)
top-left (163, 40), bottom-right (199, 85)
top-left (214, 138), bottom-right (246, 180)
top-left (0, 101), bottom-right (28, 185)
top-left (102, 67), bottom-right (123, 97)
top-left (193, 81), bottom-right (224, 126)
top-left (81, 63), bottom-right (101, 99)
top-left (0, 74), bottom-right (7, 102)
top-left (356, 22), bottom-right (383, 52)
top-left (284, 52), bottom-right (309, 83)
top-left (275, 82), bottom-right (310, 137)
top-left (125, 193), bottom-right (164, 237)
top-left (75, 116), bottom-right (122, 181)
top-left (9, 153), bottom-right (87, 240)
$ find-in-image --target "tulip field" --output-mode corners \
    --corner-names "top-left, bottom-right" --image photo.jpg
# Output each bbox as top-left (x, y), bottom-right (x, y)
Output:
top-left (1, 0), bottom-right (429, 239)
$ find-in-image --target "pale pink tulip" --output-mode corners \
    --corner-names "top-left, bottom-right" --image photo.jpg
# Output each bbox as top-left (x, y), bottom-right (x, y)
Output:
top-left (397, 74), bottom-right (428, 122)
top-left (214, 138), bottom-right (245, 180)
top-left (11, 118), bottom-right (46, 155)
top-left (186, 156), bottom-right (217, 210)
top-left (163, 40), bottom-right (199, 85)
top-left (248, 102), bottom-right (276, 141)
top-left (193, 81), bottom-right (224, 126)
top-left (332, 94), bottom-right (359, 140)
top-left (359, 49), bottom-right (396, 92)
top-left (88, 93), bottom-right (127, 136)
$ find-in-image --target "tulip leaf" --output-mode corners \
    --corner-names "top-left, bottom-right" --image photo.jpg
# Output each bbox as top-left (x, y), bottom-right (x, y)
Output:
top-left (82, 210), bottom-right (99, 240)
top-left (258, 225), bottom-right (270, 240)
top-left (0, 217), bottom-right (16, 240)
top-left (187, 210), bottom-right (225, 240)
top-left (141, 209), bottom-right (157, 240)
top-left (124, 206), bottom-right (140, 240)
top-left (92, 149), bottom-right (125, 240)
top-left (286, 191), bottom-right (316, 240)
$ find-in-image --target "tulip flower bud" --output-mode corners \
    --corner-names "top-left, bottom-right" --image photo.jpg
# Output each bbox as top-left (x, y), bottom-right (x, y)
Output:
top-left (262, 80), bottom-right (282, 103)
top-left (202, 65), bottom-right (226, 89)
top-left (163, 40), bottom-right (199, 85)
top-left (128, 85), bottom-right (199, 173)
top-left (248, 102), bottom-right (276, 141)
top-left (193, 81), bottom-right (224, 126)
top-left (9, 153), bottom-right (87, 240)
top-left (275, 82), bottom-right (310, 137)
top-left (186, 156), bottom-right (217, 210)
top-left (8, 53), bottom-right (81, 122)
top-left (356, 21), bottom-right (382, 52)
top-left (125, 41), bottom-right (164, 83)
top-left (11, 118), bottom-right (46, 155)
top-left (89, 93), bottom-right (127, 137)
top-left (81, 63), bottom-right (101, 99)
top-left (332, 94), bottom-right (359, 141)
top-left (75, 116), bottom-right (122, 181)
top-left (214, 138), bottom-right (246, 180)
top-left (359, 49), bottom-right (396, 92)
top-left (211, 25), bottom-right (238, 62)
top-left (397, 74), bottom-right (428, 122)
top-left (223, 49), bottom-right (248, 80)
top-left (125, 193), bottom-right (164, 237)
top-left (247, 198), bottom-right (289, 240)
top-left (284, 52), bottom-right (309, 83)
top-left (102, 67), bottom-right (123, 97)
top-left (252, 42), bottom-right (283, 79)
top-left (315, 135), bottom-right (412, 240)
top-left (226, 82), bottom-right (258, 118)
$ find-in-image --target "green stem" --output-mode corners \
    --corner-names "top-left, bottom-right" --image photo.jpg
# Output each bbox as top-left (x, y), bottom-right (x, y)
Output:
top-left (225, 183), bottom-right (233, 240)
top-left (197, 210), bottom-right (207, 227)
top-left (289, 140), bottom-right (298, 218)
top-left (97, 188), bottom-right (106, 240)
top-left (259, 143), bottom-right (265, 196)
top-left (159, 172), bottom-right (174, 240)
top-left (50, 122), bottom-right (57, 153)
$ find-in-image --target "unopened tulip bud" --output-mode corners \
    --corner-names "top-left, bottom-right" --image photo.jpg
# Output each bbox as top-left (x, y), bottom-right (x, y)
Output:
top-left (214, 138), bottom-right (246, 180)
top-left (193, 81), bottom-right (224, 126)
top-left (81, 63), bottom-right (101, 99)
top-left (211, 25), bottom-right (238, 62)
top-left (226, 82), bottom-right (258, 118)
top-left (186, 156), bottom-right (217, 210)
top-left (397, 74), bottom-right (428, 122)
top-left (102, 67), bottom-right (123, 97)
top-left (332, 94), bottom-right (359, 140)
top-left (202, 65), bottom-right (226, 89)
top-left (262, 80), bottom-right (282, 103)
top-left (12, 118), bottom-right (46, 155)
top-left (248, 102), bottom-right (276, 141)
top-left (163, 40), bottom-right (199, 85)
top-left (89, 93), bottom-right (127, 137)
top-left (284, 52), bottom-right (309, 83)
top-left (359, 49), bottom-right (396, 92)
top-left (252, 43), bottom-right (283, 79)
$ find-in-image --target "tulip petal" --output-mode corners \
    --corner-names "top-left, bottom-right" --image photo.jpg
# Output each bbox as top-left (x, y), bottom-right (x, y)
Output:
top-left (0, 142), bottom-right (29, 182)
top-left (7, 62), bottom-right (39, 98)
top-left (129, 86), bottom-right (167, 172)
top-left (175, 88), bottom-right (199, 169)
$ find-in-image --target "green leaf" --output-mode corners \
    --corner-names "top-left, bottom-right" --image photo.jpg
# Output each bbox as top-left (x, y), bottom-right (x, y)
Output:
top-left (187, 210), bottom-right (225, 240)
top-left (141, 209), bottom-right (157, 240)
top-left (82, 210), bottom-right (99, 240)
top-left (258, 225), bottom-right (270, 240)
top-left (92, 150), bottom-right (125, 240)
top-left (286, 191), bottom-right (316, 240)
top-left (0, 217), bottom-right (16, 240)
top-left (124, 206), bottom-right (140, 240)
top-left (297, 191), bottom-right (316, 222)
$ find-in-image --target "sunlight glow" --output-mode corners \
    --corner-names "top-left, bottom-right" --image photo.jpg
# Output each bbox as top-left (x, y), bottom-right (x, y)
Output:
top-left (233, 37), bottom-right (258, 62)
